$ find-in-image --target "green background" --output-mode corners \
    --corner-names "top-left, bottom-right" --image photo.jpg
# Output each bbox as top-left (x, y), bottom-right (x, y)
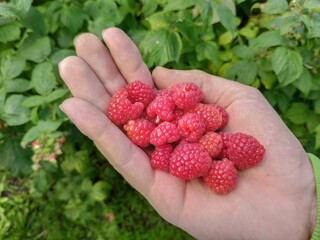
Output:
top-left (0, 0), bottom-right (319, 239)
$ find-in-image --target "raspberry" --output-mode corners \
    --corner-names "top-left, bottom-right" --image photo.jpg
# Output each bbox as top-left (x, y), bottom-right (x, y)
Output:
top-left (140, 110), bottom-right (162, 125)
top-left (187, 103), bottom-right (222, 131)
top-left (227, 133), bottom-right (265, 169)
top-left (147, 92), bottom-right (175, 121)
top-left (170, 140), bottom-right (211, 179)
top-left (123, 119), bottom-right (155, 147)
top-left (219, 132), bottom-right (233, 159)
top-left (198, 132), bottom-right (223, 159)
top-left (172, 82), bottom-right (203, 109)
top-left (107, 88), bottom-right (144, 126)
top-left (203, 159), bottom-right (237, 194)
top-left (212, 104), bottom-right (229, 129)
top-left (151, 144), bottom-right (172, 172)
top-left (150, 122), bottom-right (180, 146)
top-left (156, 89), bottom-right (172, 97)
top-left (178, 113), bottom-right (205, 142)
top-left (126, 80), bottom-right (155, 107)
top-left (170, 109), bottom-right (184, 126)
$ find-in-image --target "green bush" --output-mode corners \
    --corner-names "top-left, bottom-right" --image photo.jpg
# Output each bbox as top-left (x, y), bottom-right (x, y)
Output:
top-left (0, 0), bottom-right (319, 239)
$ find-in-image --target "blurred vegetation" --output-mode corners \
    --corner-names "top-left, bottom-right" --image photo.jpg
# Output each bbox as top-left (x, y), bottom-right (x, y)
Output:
top-left (0, 0), bottom-right (319, 239)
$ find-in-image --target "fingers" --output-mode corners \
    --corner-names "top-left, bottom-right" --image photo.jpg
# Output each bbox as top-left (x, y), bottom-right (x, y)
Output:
top-left (74, 33), bottom-right (127, 95)
top-left (152, 67), bottom-right (248, 108)
top-left (102, 28), bottom-right (154, 88)
top-left (59, 56), bottom-right (110, 112)
top-left (59, 97), bottom-right (155, 196)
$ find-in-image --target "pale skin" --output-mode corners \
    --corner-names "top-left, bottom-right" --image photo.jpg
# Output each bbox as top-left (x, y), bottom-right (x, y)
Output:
top-left (58, 28), bottom-right (317, 240)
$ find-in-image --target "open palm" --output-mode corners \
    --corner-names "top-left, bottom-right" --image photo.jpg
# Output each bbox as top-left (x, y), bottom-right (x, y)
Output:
top-left (59, 28), bottom-right (316, 240)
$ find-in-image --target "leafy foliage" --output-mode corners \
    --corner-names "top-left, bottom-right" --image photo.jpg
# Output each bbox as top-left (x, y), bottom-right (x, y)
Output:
top-left (0, 0), bottom-right (319, 239)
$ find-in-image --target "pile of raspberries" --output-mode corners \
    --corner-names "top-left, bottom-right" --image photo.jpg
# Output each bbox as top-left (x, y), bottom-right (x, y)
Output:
top-left (107, 80), bottom-right (265, 194)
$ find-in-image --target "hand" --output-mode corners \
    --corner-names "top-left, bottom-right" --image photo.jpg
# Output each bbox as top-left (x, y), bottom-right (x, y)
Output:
top-left (58, 28), bottom-right (316, 240)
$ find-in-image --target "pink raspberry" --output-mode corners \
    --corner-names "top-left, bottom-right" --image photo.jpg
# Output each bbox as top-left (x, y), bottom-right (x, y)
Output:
top-left (107, 88), bottom-right (144, 126)
top-left (140, 110), bottom-right (163, 125)
top-left (198, 132), bottom-right (223, 159)
top-left (151, 144), bottom-right (173, 172)
top-left (203, 159), bottom-right (237, 194)
top-left (150, 122), bottom-right (180, 146)
top-left (219, 132), bottom-right (233, 159)
top-left (123, 119), bottom-right (155, 147)
top-left (227, 133), bottom-right (265, 169)
top-left (178, 113), bottom-right (205, 142)
top-left (187, 103), bottom-right (222, 131)
top-left (147, 92), bottom-right (175, 121)
top-left (212, 104), bottom-right (229, 129)
top-left (126, 80), bottom-right (155, 107)
top-left (172, 82), bottom-right (203, 109)
top-left (170, 109), bottom-right (184, 126)
top-left (170, 140), bottom-right (211, 179)
top-left (156, 89), bottom-right (172, 97)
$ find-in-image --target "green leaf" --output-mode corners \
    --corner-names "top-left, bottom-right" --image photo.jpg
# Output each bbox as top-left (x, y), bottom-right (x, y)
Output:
top-left (262, 0), bottom-right (288, 14)
top-left (271, 47), bottom-right (303, 86)
top-left (196, 41), bottom-right (220, 69)
top-left (24, 7), bottom-right (46, 35)
top-left (33, 171), bottom-right (50, 193)
top-left (60, 5), bottom-right (87, 33)
top-left (22, 126), bottom-right (39, 142)
top-left (259, 71), bottom-right (276, 89)
top-left (45, 89), bottom-right (68, 102)
top-left (87, 18), bottom-right (115, 38)
top-left (175, 21), bottom-right (199, 46)
top-left (293, 68), bottom-right (312, 96)
top-left (0, 54), bottom-right (25, 80)
top-left (226, 60), bottom-right (257, 85)
top-left (31, 62), bottom-right (56, 95)
top-left (0, 21), bottom-right (21, 43)
top-left (305, 0), bottom-right (320, 9)
top-left (22, 95), bottom-right (44, 107)
top-left (20, 36), bottom-right (51, 63)
top-left (0, 3), bottom-right (21, 18)
top-left (141, 0), bottom-right (158, 16)
top-left (316, 131), bottom-right (320, 150)
top-left (57, 27), bottom-right (73, 48)
top-left (285, 102), bottom-right (309, 124)
top-left (91, 181), bottom-right (110, 201)
top-left (276, 94), bottom-right (290, 113)
top-left (2, 95), bottom-right (30, 126)
top-left (12, 0), bottom-right (32, 14)
top-left (37, 120), bottom-right (62, 132)
top-left (50, 49), bottom-right (76, 66)
top-left (0, 137), bottom-right (31, 177)
top-left (232, 45), bottom-right (253, 60)
top-left (163, 0), bottom-right (197, 12)
top-left (84, 0), bottom-right (119, 20)
top-left (315, 99), bottom-right (320, 114)
top-left (141, 30), bottom-right (182, 66)
top-left (250, 30), bottom-right (283, 50)
top-left (200, 0), bottom-right (213, 27)
top-left (146, 12), bottom-right (176, 31)
top-left (306, 114), bottom-right (319, 134)
top-left (215, 3), bottom-right (236, 35)
top-left (6, 78), bottom-right (31, 93)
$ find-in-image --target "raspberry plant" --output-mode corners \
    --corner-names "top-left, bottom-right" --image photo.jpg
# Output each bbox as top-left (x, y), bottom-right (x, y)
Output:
top-left (0, 0), bottom-right (319, 239)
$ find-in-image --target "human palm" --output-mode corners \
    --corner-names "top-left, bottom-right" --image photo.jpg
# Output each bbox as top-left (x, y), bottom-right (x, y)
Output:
top-left (59, 28), bottom-right (316, 240)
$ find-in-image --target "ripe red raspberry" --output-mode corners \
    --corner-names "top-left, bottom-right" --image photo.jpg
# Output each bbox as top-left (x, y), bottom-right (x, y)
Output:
top-left (219, 132), bottom-right (233, 159)
top-left (147, 92), bottom-right (175, 121)
top-left (126, 80), bottom-right (155, 107)
top-left (170, 140), bottom-right (211, 179)
top-left (151, 144), bottom-right (172, 172)
top-left (150, 122), bottom-right (180, 146)
top-left (172, 82), bottom-right (203, 109)
top-left (156, 89), bottom-right (172, 97)
top-left (212, 104), bottom-right (229, 129)
top-left (203, 159), bottom-right (237, 194)
top-left (178, 113), bottom-right (205, 142)
top-left (198, 132), bottom-right (223, 159)
top-left (170, 109), bottom-right (184, 126)
top-left (227, 133), bottom-right (265, 169)
top-left (140, 110), bottom-right (163, 125)
top-left (187, 103), bottom-right (222, 131)
top-left (107, 88), bottom-right (144, 126)
top-left (123, 119), bottom-right (155, 147)
top-left (142, 146), bottom-right (154, 159)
